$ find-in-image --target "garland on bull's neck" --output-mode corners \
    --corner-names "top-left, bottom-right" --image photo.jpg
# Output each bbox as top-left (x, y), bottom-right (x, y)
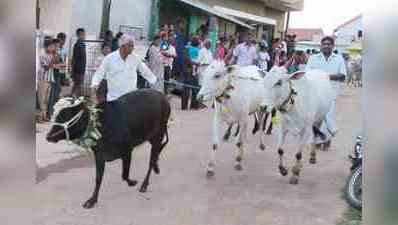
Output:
top-left (72, 104), bottom-right (102, 151)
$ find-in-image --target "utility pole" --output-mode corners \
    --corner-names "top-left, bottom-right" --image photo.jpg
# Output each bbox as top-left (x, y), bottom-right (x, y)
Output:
top-left (100, 0), bottom-right (112, 38)
top-left (148, 0), bottom-right (160, 41)
top-left (36, 0), bottom-right (40, 29)
top-left (284, 10), bottom-right (290, 40)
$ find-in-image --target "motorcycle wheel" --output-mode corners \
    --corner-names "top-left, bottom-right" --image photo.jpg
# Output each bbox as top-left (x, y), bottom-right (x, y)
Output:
top-left (345, 166), bottom-right (362, 209)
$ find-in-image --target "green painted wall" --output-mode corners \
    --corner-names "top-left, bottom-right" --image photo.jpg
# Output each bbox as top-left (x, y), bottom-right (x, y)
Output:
top-left (148, 0), bottom-right (160, 41)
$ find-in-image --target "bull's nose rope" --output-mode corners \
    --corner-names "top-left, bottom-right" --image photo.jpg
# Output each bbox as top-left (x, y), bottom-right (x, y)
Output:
top-left (50, 110), bottom-right (85, 144)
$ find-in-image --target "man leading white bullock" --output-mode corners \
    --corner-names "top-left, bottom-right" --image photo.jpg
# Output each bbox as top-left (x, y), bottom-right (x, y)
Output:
top-left (261, 65), bottom-right (335, 184)
top-left (197, 60), bottom-right (270, 177)
top-left (306, 36), bottom-right (347, 150)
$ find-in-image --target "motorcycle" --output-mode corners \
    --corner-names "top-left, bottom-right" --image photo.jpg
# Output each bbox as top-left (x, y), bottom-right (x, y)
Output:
top-left (345, 135), bottom-right (363, 209)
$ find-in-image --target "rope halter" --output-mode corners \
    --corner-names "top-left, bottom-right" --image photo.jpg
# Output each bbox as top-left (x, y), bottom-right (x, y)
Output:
top-left (50, 110), bottom-right (85, 143)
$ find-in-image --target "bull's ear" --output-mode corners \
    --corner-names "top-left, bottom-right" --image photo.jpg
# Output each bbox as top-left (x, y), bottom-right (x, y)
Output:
top-left (289, 71), bottom-right (305, 80)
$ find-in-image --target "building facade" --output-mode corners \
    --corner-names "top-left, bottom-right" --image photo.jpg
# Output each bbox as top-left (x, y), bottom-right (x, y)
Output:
top-left (333, 14), bottom-right (363, 46)
top-left (152, 0), bottom-right (304, 42)
top-left (37, 0), bottom-right (151, 42)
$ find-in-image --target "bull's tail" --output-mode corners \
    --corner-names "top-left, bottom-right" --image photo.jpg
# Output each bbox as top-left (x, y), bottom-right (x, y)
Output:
top-left (161, 126), bottom-right (169, 150)
top-left (312, 123), bottom-right (326, 141)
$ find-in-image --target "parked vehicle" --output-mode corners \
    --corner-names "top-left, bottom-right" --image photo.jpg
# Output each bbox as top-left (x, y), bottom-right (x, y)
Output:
top-left (345, 135), bottom-right (363, 209)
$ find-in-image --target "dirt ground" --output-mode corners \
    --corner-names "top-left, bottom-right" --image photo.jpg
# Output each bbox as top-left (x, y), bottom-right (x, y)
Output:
top-left (34, 87), bottom-right (362, 225)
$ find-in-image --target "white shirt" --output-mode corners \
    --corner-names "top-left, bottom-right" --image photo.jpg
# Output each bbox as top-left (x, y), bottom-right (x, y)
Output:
top-left (306, 52), bottom-right (347, 96)
top-left (233, 43), bottom-right (257, 66)
top-left (198, 48), bottom-right (213, 65)
top-left (91, 50), bottom-right (157, 101)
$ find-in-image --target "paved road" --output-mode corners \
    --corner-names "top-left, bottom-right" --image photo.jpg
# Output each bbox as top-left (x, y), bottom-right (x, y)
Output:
top-left (35, 87), bottom-right (362, 225)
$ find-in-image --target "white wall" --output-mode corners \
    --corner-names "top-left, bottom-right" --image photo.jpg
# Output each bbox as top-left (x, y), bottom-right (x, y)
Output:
top-left (109, 0), bottom-right (152, 40)
top-left (335, 17), bottom-right (363, 45)
top-left (70, 0), bottom-right (103, 39)
top-left (39, 0), bottom-right (73, 37)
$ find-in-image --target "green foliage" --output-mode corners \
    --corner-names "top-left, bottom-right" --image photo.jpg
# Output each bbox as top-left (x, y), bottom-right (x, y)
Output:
top-left (72, 105), bottom-right (102, 151)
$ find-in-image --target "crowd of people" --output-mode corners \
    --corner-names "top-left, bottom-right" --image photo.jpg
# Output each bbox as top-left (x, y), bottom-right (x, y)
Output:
top-left (36, 18), bottom-right (351, 138)
top-left (36, 28), bottom-right (124, 123)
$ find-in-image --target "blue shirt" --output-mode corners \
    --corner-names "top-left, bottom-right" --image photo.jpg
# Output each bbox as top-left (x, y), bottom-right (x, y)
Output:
top-left (188, 46), bottom-right (200, 62)
top-left (175, 32), bottom-right (187, 65)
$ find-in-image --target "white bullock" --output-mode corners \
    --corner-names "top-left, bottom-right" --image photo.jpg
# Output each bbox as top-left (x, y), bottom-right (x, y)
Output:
top-left (261, 66), bottom-right (335, 184)
top-left (197, 60), bottom-right (271, 177)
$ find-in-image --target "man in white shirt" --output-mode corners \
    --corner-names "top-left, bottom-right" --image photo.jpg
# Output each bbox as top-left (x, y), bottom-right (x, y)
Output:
top-left (306, 36), bottom-right (347, 150)
top-left (160, 33), bottom-right (177, 94)
top-left (91, 35), bottom-right (157, 101)
top-left (91, 34), bottom-right (157, 145)
top-left (197, 39), bottom-right (214, 85)
top-left (232, 34), bottom-right (257, 66)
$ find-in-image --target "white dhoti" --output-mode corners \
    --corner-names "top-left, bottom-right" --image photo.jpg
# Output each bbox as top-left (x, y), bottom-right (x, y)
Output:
top-left (315, 86), bottom-right (339, 144)
top-left (198, 65), bottom-right (209, 86)
top-left (325, 99), bottom-right (338, 135)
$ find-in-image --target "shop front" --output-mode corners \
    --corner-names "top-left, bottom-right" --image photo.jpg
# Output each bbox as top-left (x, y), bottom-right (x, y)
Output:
top-left (150, 0), bottom-right (253, 51)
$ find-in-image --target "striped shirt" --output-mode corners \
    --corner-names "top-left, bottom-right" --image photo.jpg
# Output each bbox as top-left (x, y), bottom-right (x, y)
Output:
top-left (38, 52), bottom-right (54, 82)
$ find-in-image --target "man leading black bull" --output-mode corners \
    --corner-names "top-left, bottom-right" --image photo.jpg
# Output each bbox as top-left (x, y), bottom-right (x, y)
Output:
top-left (91, 34), bottom-right (158, 145)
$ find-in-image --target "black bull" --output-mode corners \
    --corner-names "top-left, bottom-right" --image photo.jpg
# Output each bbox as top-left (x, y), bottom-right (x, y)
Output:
top-left (46, 89), bottom-right (171, 209)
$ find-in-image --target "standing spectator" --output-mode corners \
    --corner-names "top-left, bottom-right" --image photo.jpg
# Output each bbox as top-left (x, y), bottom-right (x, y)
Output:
top-left (197, 39), bottom-right (213, 85)
top-left (261, 32), bottom-right (269, 48)
top-left (232, 33), bottom-right (257, 66)
top-left (215, 37), bottom-right (227, 61)
top-left (47, 38), bottom-right (67, 117)
top-left (306, 49), bottom-right (311, 56)
top-left (224, 36), bottom-right (237, 65)
top-left (174, 19), bottom-right (187, 82)
top-left (95, 43), bottom-right (112, 70)
top-left (37, 39), bottom-right (56, 122)
top-left (161, 24), bottom-right (170, 33)
top-left (306, 36), bottom-right (347, 150)
top-left (71, 28), bottom-right (86, 97)
top-left (169, 24), bottom-right (175, 34)
top-left (104, 30), bottom-right (113, 48)
top-left (182, 36), bottom-right (201, 110)
top-left (173, 19), bottom-right (197, 110)
top-left (256, 41), bottom-right (270, 71)
top-left (160, 32), bottom-right (177, 95)
top-left (112, 32), bottom-right (123, 51)
top-left (147, 35), bottom-right (165, 92)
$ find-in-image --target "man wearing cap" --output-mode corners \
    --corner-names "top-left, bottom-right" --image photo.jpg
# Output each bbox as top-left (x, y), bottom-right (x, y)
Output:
top-left (91, 34), bottom-right (157, 145)
top-left (306, 36), bottom-right (347, 150)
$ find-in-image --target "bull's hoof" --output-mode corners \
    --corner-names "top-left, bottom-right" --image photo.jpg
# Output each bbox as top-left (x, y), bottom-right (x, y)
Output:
top-left (139, 184), bottom-right (148, 193)
top-left (279, 166), bottom-right (288, 176)
top-left (234, 164), bottom-right (243, 171)
top-left (153, 164), bottom-right (160, 174)
top-left (309, 157), bottom-right (317, 164)
top-left (289, 176), bottom-right (299, 185)
top-left (259, 143), bottom-right (266, 151)
top-left (206, 170), bottom-right (215, 178)
top-left (82, 197), bottom-right (97, 209)
top-left (125, 179), bottom-right (138, 187)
